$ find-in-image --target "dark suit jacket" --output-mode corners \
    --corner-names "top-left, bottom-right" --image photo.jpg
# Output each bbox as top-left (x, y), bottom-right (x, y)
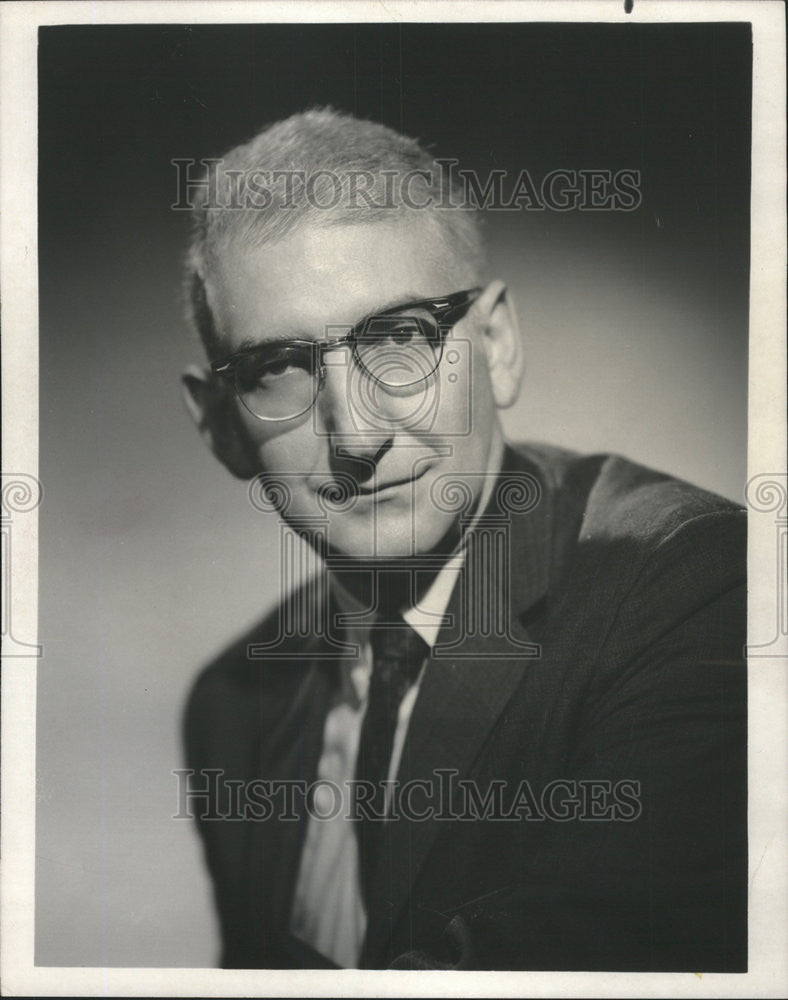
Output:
top-left (183, 442), bottom-right (747, 971)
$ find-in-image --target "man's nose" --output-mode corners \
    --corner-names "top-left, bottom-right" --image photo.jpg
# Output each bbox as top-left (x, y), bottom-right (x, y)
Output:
top-left (317, 347), bottom-right (393, 460)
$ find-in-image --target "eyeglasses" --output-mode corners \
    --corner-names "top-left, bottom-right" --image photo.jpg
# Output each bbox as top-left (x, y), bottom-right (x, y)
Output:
top-left (211, 287), bottom-right (481, 422)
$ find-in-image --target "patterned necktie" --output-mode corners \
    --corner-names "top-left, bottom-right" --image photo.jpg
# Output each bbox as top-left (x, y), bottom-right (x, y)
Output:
top-left (354, 615), bottom-right (429, 902)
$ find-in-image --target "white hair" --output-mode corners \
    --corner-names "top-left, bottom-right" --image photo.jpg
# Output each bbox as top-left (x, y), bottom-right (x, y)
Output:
top-left (184, 107), bottom-right (486, 357)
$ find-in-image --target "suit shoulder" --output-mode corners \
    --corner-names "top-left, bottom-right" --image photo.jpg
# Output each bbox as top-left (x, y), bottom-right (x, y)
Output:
top-left (574, 454), bottom-right (746, 622)
top-left (512, 442), bottom-right (742, 534)
top-left (510, 441), bottom-right (744, 591)
top-left (511, 440), bottom-right (742, 532)
top-left (188, 603), bottom-right (281, 699)
top-left (183, 580), bottom-right (320, 744)
top-left (182, 605), bottom-right (273, 753)
top-left (581, 453), bottom-right (744, 545)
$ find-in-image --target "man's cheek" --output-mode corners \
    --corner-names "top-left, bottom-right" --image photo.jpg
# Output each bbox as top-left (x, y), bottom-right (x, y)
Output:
top-left (250, 439), bottom-right (320, 522)
top-left (429, 372), bottom-right (486, 449)
top-left (257, 430), bottom-right (320, 476)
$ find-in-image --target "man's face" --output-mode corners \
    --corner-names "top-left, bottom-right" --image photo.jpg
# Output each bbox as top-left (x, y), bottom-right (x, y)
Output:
top-left (202, 218), bottom-right (504, 559)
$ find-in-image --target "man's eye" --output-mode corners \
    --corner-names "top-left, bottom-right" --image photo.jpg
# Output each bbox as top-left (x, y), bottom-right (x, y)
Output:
top-left (362, 314), bottom-right (431, 346)
top-left (261, 359), bottom-right (293, 378)
top-left (388, 319), bottom-right (418, 345)
top-left (235, 353), bottom-right (309, 391)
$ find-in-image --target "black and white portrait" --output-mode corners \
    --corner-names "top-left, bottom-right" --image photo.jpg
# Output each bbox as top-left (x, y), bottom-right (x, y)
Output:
top-left (1, 2), bottom-right (785, 995)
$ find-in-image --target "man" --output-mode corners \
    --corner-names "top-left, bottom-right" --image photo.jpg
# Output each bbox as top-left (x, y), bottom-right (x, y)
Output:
top-left (181, 109), bottom-right (747, 971)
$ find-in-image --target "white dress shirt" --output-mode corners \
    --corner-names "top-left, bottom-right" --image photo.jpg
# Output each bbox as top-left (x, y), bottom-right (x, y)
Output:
top-left (289, 437), bottom-right (504, 967)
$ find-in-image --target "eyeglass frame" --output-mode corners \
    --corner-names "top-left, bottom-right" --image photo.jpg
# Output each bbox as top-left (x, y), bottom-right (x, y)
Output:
top-left (209, 286), bottom-right (482, 422)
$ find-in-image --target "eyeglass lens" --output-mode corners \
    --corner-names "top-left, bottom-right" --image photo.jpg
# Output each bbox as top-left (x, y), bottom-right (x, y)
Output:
top-left (235, 312), bottom-right (443, 421)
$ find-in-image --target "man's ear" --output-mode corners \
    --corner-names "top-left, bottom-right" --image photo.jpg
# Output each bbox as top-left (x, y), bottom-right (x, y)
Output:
top-left (181, 365), bottom-right (260, 479)
top-left (473, 280), bottom-right (524, 409)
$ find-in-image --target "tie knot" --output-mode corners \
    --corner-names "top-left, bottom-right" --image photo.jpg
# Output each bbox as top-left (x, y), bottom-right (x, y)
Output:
top-left (369, 615), bottom-right (429, 689)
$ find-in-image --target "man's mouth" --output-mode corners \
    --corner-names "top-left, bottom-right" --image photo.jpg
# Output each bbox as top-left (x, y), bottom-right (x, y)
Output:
top-left (357, 463), bottom-right (431, 497)
top-left (311, 461), bottom-right (435, 508)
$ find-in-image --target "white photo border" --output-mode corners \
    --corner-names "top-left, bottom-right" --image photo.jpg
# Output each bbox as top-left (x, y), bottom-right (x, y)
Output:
top-left (1, 1), bottom-right (785, 996)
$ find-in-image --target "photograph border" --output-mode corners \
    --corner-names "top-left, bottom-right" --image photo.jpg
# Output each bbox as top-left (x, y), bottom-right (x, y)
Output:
top-left (1, 1), bottom-right (785, 996)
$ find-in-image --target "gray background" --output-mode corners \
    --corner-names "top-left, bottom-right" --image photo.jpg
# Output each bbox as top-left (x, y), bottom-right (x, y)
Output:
top-left (36, 22), bottom-right (750, 965)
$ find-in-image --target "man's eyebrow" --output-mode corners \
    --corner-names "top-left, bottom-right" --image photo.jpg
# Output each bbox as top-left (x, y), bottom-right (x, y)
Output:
top-left (226, 292), bottom-right (427, 354)
top-left (343, 291), bottom-right (433, 335)
top-left (232, 335), bottom-right (307, 352)
top-left (358, 292), bottom-right (424, 319)
top-left (308, 291), bottom-right (429, 335)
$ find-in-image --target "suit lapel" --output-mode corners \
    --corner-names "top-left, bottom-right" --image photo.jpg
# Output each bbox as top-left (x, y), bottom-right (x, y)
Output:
top-left (361, 445), bottom-right (555, 966)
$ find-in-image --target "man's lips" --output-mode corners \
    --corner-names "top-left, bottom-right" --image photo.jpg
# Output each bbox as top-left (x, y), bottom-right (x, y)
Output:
top-left (310, 462), bottom-right (435, 506)
top-left (356, 463), bottom-right (432, 496)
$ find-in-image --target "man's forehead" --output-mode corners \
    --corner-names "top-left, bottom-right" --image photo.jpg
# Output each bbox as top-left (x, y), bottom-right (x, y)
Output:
top-left (204, 216), bottom-right (455, 346)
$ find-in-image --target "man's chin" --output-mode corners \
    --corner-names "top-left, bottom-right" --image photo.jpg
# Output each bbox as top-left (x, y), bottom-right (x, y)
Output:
top-left (323, 514), bottom-right (459, 563)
